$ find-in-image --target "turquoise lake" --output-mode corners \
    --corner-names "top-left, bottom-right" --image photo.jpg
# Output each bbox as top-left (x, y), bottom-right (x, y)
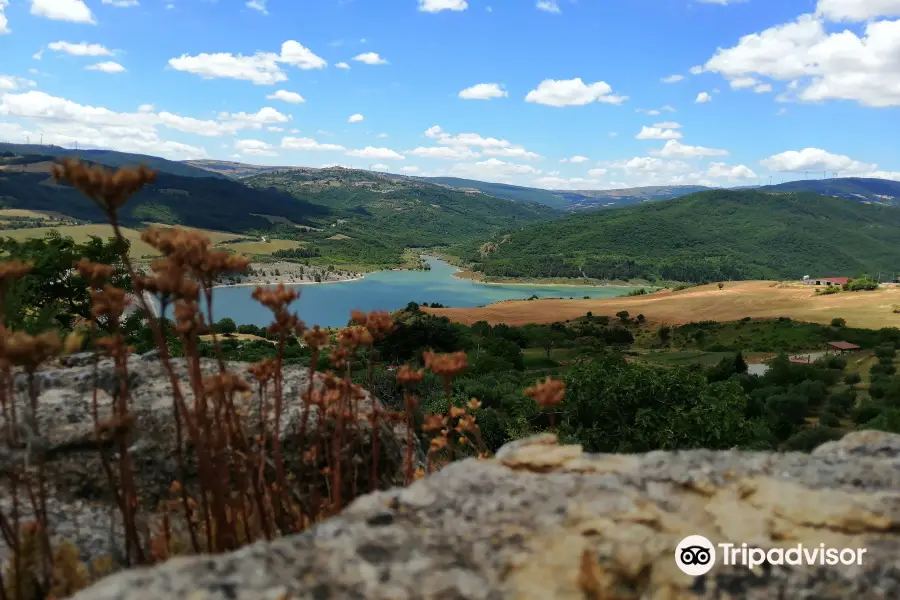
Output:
top-left (201, 257), bottom-right (641, 328)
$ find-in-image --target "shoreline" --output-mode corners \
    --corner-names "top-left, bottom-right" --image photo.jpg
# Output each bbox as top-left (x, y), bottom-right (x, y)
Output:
top-left (450, 270), bottom-right (653, 290)
top-left (212, 274), bottom-right (366, 290)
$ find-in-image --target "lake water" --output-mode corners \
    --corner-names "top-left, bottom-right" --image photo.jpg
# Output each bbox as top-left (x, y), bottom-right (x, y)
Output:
top-left (196, 257), bottom-right (642, 328)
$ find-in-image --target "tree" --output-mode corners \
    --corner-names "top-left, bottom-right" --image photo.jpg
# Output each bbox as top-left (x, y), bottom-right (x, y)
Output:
top-left (659, 325), bottom-right (671, 344)
top-left (844, 372), bottom-right (862, 386)
top-left (831, 317), bottom-right (846, 328)
top-left (616, 310), bottom-right (630, 323)
top-left (217, 317), bottom-right (237, 335)
top-left (530, 327), bottom-right (566, 358)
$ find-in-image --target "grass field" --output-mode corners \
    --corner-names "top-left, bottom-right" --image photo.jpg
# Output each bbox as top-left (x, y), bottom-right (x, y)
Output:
top-left (0, 209), bottom-right (57, 220)
top-left (221, 239), bottom-right (304, 255)
top-left (0, 224), bottom-right (160, 258)
top-left (425, 281), bottom-right (900, 330)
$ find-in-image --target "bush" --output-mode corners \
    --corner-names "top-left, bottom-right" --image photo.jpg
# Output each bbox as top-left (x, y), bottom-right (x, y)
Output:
top-left (831, 317), bottom-right (846, 328)
top-left (819, 411), bottom-right (840, 428)
top-left (874, 344), bottom-right (897, 360)
top-left (843, 372), bottom-right (862, 386)
top-left (216, 317), bottom-right (237, 335)
top-left (782, 427), bottom-right (843, 452)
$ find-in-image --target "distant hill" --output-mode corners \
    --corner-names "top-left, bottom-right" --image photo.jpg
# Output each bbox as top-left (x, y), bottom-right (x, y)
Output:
top-left (183, 159), bottom-right (298, 179)
top-left (420, 177), bottom-right (713, 211)
top-left (244, 167), bottom-right (561, 266)
top-left (758, 177), bottom-right (900, 205)
top-left (0, 154), bottom-right (328, 233)
top-left (559, 185), bottom-right (713, 211)
top-left (469, 189), bottom-right (900, 283)
top-left (418, 177), bottom-right (571, 210)
top-left (0, 143), bottom-right (225, 179)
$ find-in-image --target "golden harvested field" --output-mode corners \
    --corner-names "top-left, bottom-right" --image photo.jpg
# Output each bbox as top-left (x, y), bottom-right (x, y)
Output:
top-left (0, 209), bottom-right (57, 219)
top-left (221, 239), bottom-right (304, 255)
top-left (144, 223), bottom-right (249, 245)
top-left (425, 281), bottom-right (900, 330)
top-left (0, 224), bottom-right (160, 258)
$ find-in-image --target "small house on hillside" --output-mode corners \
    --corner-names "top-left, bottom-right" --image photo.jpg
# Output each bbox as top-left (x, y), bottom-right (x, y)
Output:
top-left (802, 276), bottom-right (849, 286)
top-left (825, 341), bottom-right (861, 355)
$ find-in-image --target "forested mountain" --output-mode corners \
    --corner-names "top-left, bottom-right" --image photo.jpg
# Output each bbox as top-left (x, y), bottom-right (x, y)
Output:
top-left (244, 168), bottom-right (560, 263)
top-left (469, 189), bottom-right (900, 283)
top-left (758, 178), bottom-right (900, 205)
top-left (182, 159), bottom-right (298, 179)
top-left (419, 177), bottom-right (571, 210)
top-left (0, 143), bottom-right (224, 179)
top-left (0, 154), bottom-right (328, 232)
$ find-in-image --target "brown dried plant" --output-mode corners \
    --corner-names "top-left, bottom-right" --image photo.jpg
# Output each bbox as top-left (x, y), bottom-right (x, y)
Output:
top-left (0, 159), bottom-right (507, 599)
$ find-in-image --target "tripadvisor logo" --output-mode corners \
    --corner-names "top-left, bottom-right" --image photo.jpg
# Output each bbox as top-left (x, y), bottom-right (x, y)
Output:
top-left (676, 535), bottom-right (716, 576)
top-left (675, 535), bottom-right (868, 577)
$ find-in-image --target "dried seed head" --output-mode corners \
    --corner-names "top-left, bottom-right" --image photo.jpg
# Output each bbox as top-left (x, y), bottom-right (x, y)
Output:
top-left (1, 330), bottom-right (62, 369)
top-left (53, 159), bottom-right (157, 213)
top-left (423, 350), bottom-right (468, 378)
top-left (303, 325), bottom-right (330, 350)
top-left (525, 376), bottom-right (565, 408)
top-left (422, 414), bottom-right (447, 433)
top-left (75, 258), bottom-right (115, 289)
top-left (0, 259), bottom-right (33, 284)
top-left (396, 365), bottom-right (424, 384)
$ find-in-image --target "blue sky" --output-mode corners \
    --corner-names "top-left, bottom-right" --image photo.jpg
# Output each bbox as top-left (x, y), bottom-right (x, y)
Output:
top-left (0, 0), bottom-right (898, 189)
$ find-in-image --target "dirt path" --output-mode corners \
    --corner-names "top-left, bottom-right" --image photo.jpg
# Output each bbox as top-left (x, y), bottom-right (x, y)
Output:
top-left (424, 281), bottom-right (900, 329)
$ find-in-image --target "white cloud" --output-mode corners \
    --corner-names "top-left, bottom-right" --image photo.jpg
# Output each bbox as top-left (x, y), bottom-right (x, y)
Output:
top-left (588, 168), bottom-right (608, 177)
top-left (449, 158), bottom-right (540, 183)
top-left (560, 155), bottom-right (590, 163)
top-left (651, 139), bottom-right (729, 158)
top-left (279, 40), bottom-right (327, 69)
top-left (459, 83), bottom-right (508, 100)
top-left (421, 125), bottom-right (540, 160)
top-left (706, 161), bottom-right (757, 179)
top-left (266, 89), bottom-right (305, 103)
top-left (816, 0), bottom-right (900, 21)
top-left (636, 126), bottom-right (683, 140)
top-left (48, 41), bottom-right (111, 56)
top-left (662, 105), bottom-right (677, 112)
top-left (101, 0), bottom-right (139, 6)
top-left (224, 107), bottom-right (291, 124)
top-left (168, 41), bottom-right (325, 85)
top-left (281, 137), bottom-right (344, 151)
top-left (85, 61), bottom-right (125, 73)
top-left (696, 0), bottom-right (748, 4)
top-left (533, 177), bottom-right (602, 190)
top-left (525, 78), bottom-right (627, 107)
top-left (536, 0), bottom-right (560, 13)
top-left (754, 83), bottom-right (773, 93)
top-left (636, 108), bottom-right (662, 115)
top-left (0, 91), bottom-right (207, 158)
top-left (353, 52), bottom-right (388, 65)
top-left (168, 52), bottom-right (285, 85)
top-left (246, 0), bottom-right (267, 14)
top-left (695, 91), bottom-right (712, 103)
top-left (335, 62), bottom-right (350, 69)
top-left (409, 146), bottom-right (480, 160)
top-left (31, 0), bottom-right (95, 23)
top-left (376, 133), bottom-right (388, 138)
top-left (760, 147), bottom-right (876, 172)
top-left (776, 107), bottom-right (788, 116)
top-left (346, 146), bottom-right (405, 160)
top-left (661, 74), bottom-right (684, 83)
top-left (703, 14), bottom-right (900, 107)
top-left (236, 139), bottom-right (277, 157)
top-left (267, 126), bottom-right (283, 132)
top-left (32, 49), bottom-right (43, 60)
top-left (137, 103), bottom-right (154, 112)
top-left (400, 166), bottom-right (420, 173)
top-left (418, 0), bottom-right (468, 12)
top-left (608, 131), bottom-right (618, 137)
top-left (653, 121), bottom-right (682, 129)
top-left (0, 0), bottom-right (8, 35)
top-left (348, 113), bottom-right (364, 123)
top-left (369, 163), bottom-right (390, 170)
top-left (729, 76), bottom-right (758, 89)
top-left (0, 75), bottom-right (37, 91)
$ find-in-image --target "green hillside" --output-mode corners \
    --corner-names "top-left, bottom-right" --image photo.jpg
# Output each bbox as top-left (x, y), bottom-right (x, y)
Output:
top-left (244, 167), bottom-right (560, 266)
top-left (0, 155), bottom-right (329, 232)
top-left (0, 143), bottom-right (225, 179)
top-left (469, 189), bottom-right (900, 283)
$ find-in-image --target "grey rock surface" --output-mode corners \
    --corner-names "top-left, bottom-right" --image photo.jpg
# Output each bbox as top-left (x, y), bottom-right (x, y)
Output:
top-left (1, 352), bottom-right (413, 564)
top-left (72, 430), bottom-right (900, 599)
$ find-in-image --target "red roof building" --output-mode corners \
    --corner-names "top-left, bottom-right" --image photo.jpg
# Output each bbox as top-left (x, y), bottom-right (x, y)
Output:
top-left (825, 341), bottom-right (861, 353)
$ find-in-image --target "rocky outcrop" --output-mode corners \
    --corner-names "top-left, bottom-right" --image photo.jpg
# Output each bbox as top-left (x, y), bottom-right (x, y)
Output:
top-left (1, 352), bottom-right (413, 563)
top-left (72, 430), bottom-right (900, 599)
